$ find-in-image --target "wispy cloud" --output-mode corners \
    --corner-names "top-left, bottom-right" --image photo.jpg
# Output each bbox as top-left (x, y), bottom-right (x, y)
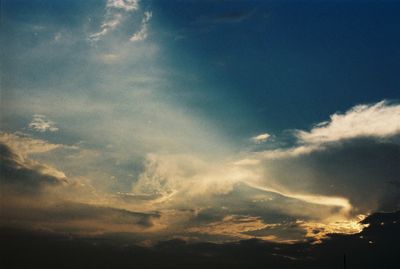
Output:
top-left (89, 13), bottom-right (124, 41)
top-left (107, 0), bottom-right (139, 11)
top-left (28, 114), bottom-right (59, 132)
top-left (0, 132), bottom-right (61, 158)
top-left (89, 0), bottom-right (140, 42)
top-left (130, 11), bottom-right (152, 42)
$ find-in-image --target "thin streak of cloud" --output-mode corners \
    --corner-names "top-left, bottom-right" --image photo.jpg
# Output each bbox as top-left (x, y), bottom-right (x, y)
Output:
top-left (244, 181), bottom-right (352, 214)
top-left (0, 132), bottom-right (61, 158)
top-left (130, 11), bottom-right (152, 42)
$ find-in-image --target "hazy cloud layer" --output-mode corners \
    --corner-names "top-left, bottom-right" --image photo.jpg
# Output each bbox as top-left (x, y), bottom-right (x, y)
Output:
top-left (1, 0), bottom-right (399, 245)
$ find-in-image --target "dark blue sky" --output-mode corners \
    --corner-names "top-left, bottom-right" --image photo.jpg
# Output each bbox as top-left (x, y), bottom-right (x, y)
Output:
top-left (152, 0), bottom-right (400, 138)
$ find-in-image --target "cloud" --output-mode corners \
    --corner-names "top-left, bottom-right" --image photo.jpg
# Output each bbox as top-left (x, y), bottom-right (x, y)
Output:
top-left (2, 210), bottom-right (399, 268)
top-left (0, 143), bottom-right (67, 194)
top-left (255, 138), bottom-right (400, 216)
top-left (28, 114), bottom-right (59, 132)
top-left (0, 132), bottom-right (162, 236)
top-left (89, 13), bottom-right (124, 41)
top-left (107, 0), bottom-right (139, 11)
top-left (298, 214), bottom-right (367, 242)
top-left (0, 132), bottom-right (61, 159)
top-left (89, 0), bottom-right (140, 42)
top-left (0, 199), bottom-right (162, 235)
top-left (251, 133), bottom-right (270, 143)
top-left (227, 101), bottom-right (400, 236)
top-left (188, 215), bottom-right (277, 241)
top-left (249, 101), bottom-right (400, 160)
top-left (243, 181), bottom-right (352, 214)
top-left (130, 11), bottom-right (152, 42)
top-left (296, 100), bottom-right (400, 145)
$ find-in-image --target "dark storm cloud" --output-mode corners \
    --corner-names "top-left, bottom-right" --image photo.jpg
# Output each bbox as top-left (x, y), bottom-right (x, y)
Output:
top-left (0, 143), bottom-right (66, 194)
top-left (1, 201), bottom-right (161, 231)
top-left (0, 139), bottom-right (161, 234)
top-left (260, 137), bottom-right (400, 213)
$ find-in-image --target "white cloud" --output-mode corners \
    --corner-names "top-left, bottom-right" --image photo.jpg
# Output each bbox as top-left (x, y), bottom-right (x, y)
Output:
top-left (89, 0), bottom-right (140, 42)
top-left (297, 100), bottom-right (400, 144)
top-left (28, 114), bottom-right (59, 132)
top-left (107, 0), bottom-right (139, 11)
top-left (130, 11), bottom-right (152, 42)
top-left (89, 13), bottom-right (123, 41)
top-left (249, 101), bottom-right (400, 160)
top-left (251, 133), bottom-right (270, 143)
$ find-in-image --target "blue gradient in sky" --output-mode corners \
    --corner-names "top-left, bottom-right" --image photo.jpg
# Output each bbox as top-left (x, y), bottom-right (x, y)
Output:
top-left (154, 1), bottom-right (400, 137)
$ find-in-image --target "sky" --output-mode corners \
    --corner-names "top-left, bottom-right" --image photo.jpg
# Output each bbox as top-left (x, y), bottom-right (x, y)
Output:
top-left (1, 0), bottom-right (400, 245)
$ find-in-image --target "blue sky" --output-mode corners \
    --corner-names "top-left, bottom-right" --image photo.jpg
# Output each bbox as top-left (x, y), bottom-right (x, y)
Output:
top-left (1, 0), bottom-right (400, 243)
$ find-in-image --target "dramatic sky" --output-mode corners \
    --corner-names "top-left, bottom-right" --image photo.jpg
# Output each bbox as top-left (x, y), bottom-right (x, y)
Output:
top-left (1, 0), bottom-right (400, 245)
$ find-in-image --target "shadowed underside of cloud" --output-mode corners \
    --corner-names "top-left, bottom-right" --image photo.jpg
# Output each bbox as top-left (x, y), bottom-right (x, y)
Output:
top-left (0, 143), bottom-right (66, 194)
top-left (237, 101), bottom-right (400, 215)
top-left (1, 210), bottom-right (398, 269)
top-left (258, 139), bottom-right (400, 212)
top-left (0, 134), bottom-right (161, 236)
top-left (1, 200), bottom-right (161, 236)
top-left (1, 101), bottom-right (400, 243)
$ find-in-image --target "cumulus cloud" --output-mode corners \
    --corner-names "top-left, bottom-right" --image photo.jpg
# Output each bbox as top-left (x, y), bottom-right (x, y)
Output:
top-left (251, 133), bottom-right (270, 143)
top-left (0, 132), bottom-right (163, 236)
top-left (260, 139), bottom-right (400, 212)
top-left (28, 114), bottom-right (59, 132)
top-left (130, 11), bottom-right (152, 42)
top-left (297, 100), bottom-right (400, 145)
top-left (250, 101), bottom-right (400, 160)
top-left (2, 100), bottom-right (399, 243)
top-left (227, 101), bottom-right (400, 235)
